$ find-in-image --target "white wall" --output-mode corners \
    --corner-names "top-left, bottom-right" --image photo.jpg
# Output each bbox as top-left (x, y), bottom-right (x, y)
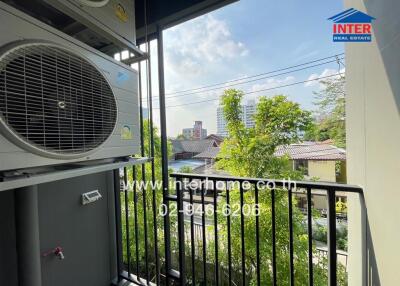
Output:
top-left (345, 1), bottom-right (400, 285)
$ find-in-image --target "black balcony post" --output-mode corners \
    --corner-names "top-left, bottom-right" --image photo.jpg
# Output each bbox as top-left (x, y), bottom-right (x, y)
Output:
top-left (132, 166), bottom-right (140, 276)
top-left (189, 179), bottom-right (196, 285)
top-left (288, 186), bottom-right (294, 286)
top-left (113, 169), bottom-right (123, 282)
top-left (157, 24), bottom-right (172, 285)
top-left (137, 59), bottom-right (145, 279)
top-left (138, 55), bottom-right (150, 283)
top-left (123, 168), bottom-right (131, 275)
top-left (327, 189), bottom-right (337, 286)
top-left (146, 37), bottom-right (160, 286)
top-left (201, 179), bottom-right (207, 284)
top-left (255, 184), bottom-right (261, 286)
top-left (213, 180), bottom-right (220, 286)
top-left (271, 188), bottom-right (277, 286)
top-left (176, 178), bottom-right (186, 285)
top-left (307, 188), bottom-right (314, 286)
top-left (226, 181), bottom-right (232, 286)
top-left (15, 185), bottom-right (42, 286)
top-left (240, 182), bottom-right (246, 286)
top-left (141, 161), bottom-right (149, 283)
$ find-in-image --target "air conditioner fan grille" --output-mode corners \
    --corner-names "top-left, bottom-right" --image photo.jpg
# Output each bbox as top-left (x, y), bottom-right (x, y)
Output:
top-left (0, 43), bottom-right (117, 156)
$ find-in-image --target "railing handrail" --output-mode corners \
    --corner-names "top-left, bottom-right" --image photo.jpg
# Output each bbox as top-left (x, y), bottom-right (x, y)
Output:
top-left (171, 172), bottom-right (363, 194)
top-left (115, 171), bottom-right (364, 286)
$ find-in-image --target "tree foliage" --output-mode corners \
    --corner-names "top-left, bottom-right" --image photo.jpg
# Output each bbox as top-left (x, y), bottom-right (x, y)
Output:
top-left (176, 133), bottom-right (186, 140)
top-left (215, 89), bottom-right (347, 285)
top-left (178, 166), bottom-right (193, 173)
top-left (305, 77), bottom-right (346, 147)
top-left (218, 90), bottom-right (311, 179)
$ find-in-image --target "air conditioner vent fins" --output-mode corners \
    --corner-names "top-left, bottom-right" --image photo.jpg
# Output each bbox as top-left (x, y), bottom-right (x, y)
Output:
top-left (0, 43), bottom-right (117, 158)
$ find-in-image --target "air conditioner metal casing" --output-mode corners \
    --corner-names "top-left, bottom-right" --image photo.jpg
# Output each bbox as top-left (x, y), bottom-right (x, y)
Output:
top-left (43, 0), bottom-right (136, 47)
top-left (0, 3), bottom-right (140, 172)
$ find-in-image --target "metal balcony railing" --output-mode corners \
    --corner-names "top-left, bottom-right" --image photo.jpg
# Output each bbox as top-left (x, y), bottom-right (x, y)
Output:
top-left (113, 172), bottom-right (363, 286)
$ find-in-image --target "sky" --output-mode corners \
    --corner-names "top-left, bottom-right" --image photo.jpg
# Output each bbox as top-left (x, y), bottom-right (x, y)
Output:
top-left (144, 0), bottom-right (345, 137)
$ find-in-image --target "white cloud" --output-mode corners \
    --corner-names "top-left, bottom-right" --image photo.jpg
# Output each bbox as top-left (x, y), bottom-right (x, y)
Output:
top-left (164, 15), bottom-right (248, 77)
top-left (155, 15), bottom-right (249, 136)
top-left (304, 68), bottom-right (345, 87)
top-left (250, 76), bottom-right (295, 91)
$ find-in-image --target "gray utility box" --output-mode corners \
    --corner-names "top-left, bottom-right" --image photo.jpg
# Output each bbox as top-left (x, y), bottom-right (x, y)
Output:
top-left (38, 171), bottom-right (117, 286)
top-left (0, 2), bottom-right (140, 172)
top-left (0, 171), bottom-right (118, 286)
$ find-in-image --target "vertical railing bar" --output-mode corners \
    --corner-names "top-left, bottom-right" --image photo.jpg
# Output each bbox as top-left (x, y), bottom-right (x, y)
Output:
top-left (157, 25), bottom-right (171, 286)
top-left (141, 172), bottom-right (149, 283)
top-left (327, 189), bottom-right (337, 286)
top-left (138, 56), bottom-right (149, 284)
top-left (132, 166), bottom-right (140, 277)
top-left (240, 183), bottom-right (245, 286)
top-left (137, 55), bottom-right (145, 281)
top-left (201, 179), bottom-right (207, 285)
top-left (176, 178), bottom-right (186, 285)
top-left (255, 184), bottom-right (261, 286)
top-left (271, 188), bottom-right (277, 286)
top-left (288, 186), bottom-right (294, 286)
top-left (189, 178), bottom-right (196, 285)
top-left (226, 181), bottom-right (232, 286)
top-left (147, 39), bottom-right (160, 285)
top-left (307, 188), bottom-right (314, 286)
top-left (123, 167), bottom-right (131, 275)
top-left (214, 180), bottom-right (219, 286)
top-left (113, 169), bottom-right (123, 282)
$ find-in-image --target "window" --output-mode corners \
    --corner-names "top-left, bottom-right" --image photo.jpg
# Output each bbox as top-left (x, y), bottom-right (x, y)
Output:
top-left (294, 159), bottom-right (309, 175)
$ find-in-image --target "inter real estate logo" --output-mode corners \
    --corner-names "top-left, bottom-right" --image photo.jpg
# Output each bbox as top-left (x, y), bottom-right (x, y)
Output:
top-left (328, 8), bottom-right (375, 42)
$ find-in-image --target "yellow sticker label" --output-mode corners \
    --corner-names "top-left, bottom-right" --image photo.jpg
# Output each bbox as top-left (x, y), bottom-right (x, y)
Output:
top-left (115, 3), bottom-right (128, 23)
top-left (121, 125), bottom-right (133, 140)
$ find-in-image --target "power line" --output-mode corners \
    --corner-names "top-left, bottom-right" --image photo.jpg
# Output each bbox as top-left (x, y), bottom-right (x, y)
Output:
top-left (155, 73), bottom-right (342, 109)
top-left (164, 53), bottom-right (344, 96)
top-left (152, 57), bottom-right (344, 101)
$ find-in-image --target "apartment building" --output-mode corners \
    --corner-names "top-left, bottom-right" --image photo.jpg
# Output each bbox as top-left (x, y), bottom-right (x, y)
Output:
top-left (182, 121), bottom-right (207, 139)
top-left (217, 100), bottom-right (256, 136)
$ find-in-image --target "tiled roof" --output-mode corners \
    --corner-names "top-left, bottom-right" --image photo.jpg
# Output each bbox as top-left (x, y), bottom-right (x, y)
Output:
top-left (174, 141), bottom-right (345, 160)
top-left (205, 134), bottom-right (224, 143)
top-left (193, 147), bottom-right (221, 159)
top-left (274, 143), bottom-right (346, 161)
top-left (172, 139), bottom-right (217, 154)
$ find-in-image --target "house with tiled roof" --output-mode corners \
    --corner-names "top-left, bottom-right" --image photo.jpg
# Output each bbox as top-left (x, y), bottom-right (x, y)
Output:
top-left (274, 142), bottom-right (346, 183)
top-left (171, 139), bottom-right (218, 160)
top-left (205, 134), bottom-right (224, 146)
top-left (275, 142), bottom-right (347, 212)
top-left (193, 147), bottom-right (221, 160)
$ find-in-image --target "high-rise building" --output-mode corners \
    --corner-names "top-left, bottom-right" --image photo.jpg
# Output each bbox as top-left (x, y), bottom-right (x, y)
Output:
top-left (243, 100), bottom-right (256, 128)
top-left (182, 121), bottom-right (207, 139)
top-left (217, 100), bottom-right (256, 137)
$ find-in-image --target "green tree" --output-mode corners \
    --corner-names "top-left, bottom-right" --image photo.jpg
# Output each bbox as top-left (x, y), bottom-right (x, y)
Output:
top-left (176, 133), bottom-right (186, 140)
top-left (305, 77), bottom-right (346, 147)
top-left (178, 166), bottom-right (193, 173)
top-left (214, 89), bottom-right (347, 285)
top-left (217, 91), bottom-right (311, 178)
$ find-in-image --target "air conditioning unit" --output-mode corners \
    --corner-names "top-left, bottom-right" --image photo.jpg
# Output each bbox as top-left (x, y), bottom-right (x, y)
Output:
top-left (0, 3), bottom-right (140, 172)
top-left (43, 0), bottom-right (136, 48)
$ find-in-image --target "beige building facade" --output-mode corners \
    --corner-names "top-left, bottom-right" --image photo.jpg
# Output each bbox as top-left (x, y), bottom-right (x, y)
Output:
top-left (345, 1), bottom-right (400, 285)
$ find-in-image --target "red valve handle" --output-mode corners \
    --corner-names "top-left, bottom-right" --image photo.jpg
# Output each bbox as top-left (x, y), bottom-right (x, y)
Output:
top-left (42, 246), bottom-right (63, 257)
